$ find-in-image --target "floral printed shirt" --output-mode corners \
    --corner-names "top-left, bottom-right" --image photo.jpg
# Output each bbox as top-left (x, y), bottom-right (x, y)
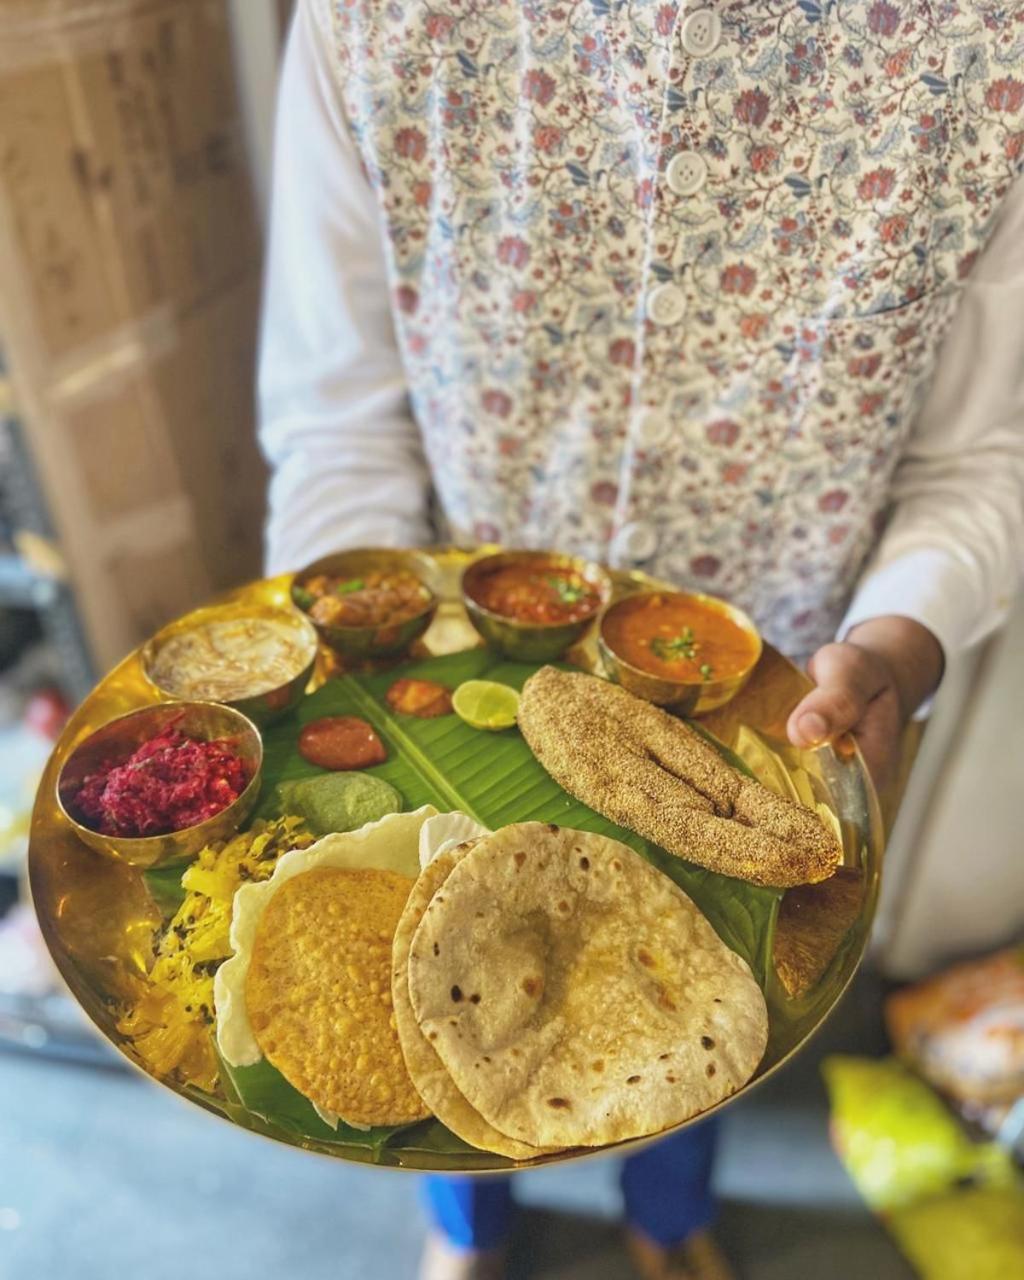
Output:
top-left (259, 0), bottom-right (1024, 661)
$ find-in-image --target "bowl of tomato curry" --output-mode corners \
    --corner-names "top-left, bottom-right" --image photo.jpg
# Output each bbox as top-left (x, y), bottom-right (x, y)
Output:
top-left (598, 590), bottom-right (762, 714)
top-left (462, 550), bottom-right (611, 662)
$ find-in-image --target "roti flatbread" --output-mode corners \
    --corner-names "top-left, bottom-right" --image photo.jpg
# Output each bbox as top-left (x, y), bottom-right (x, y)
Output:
top-left (392, 840), bottom-right (557, 1160)
top-left (407, 823), bottom-right (768, 1149)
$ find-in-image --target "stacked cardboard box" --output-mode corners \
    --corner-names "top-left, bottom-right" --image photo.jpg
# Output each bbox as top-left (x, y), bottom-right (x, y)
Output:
top-left (0, 0), bottom-right (266, 675)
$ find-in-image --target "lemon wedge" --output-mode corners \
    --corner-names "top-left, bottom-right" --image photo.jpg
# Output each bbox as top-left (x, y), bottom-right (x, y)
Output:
top-left (452, 680), bottom-right (520, 731)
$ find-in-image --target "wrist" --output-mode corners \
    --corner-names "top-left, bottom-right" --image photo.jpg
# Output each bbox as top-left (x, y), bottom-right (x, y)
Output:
top-left (844, 615), bottom-right (945, 719)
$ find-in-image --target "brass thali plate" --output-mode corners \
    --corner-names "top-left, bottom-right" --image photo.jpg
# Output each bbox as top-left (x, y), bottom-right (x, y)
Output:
top-left (28, 548), bottom-right (884, 1171)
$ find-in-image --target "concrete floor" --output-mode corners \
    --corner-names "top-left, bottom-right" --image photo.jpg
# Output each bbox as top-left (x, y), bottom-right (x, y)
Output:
top-left (0, 975), bottom-right (914, 1280)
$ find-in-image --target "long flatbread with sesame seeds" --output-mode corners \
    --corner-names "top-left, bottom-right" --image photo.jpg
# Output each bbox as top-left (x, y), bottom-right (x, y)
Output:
top-left (518, 666), bottom-right (841, 889)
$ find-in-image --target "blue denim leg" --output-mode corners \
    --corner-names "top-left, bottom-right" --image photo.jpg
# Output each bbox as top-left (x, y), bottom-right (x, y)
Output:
top-left (420, 1175), bottom-right (516, 1251)
top-left (620, 1118), bottom-right (720, 1247)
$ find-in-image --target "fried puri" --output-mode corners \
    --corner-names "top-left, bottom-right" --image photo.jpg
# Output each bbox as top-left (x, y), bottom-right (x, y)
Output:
top-left (245, 866), bottom-right (428, 1127)
top-left (518, 667), bottom-right (841, 888)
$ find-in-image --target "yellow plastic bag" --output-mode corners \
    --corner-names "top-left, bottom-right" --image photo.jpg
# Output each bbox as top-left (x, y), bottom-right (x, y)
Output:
top-left (889, 1187), bottom-right (1024, 1280)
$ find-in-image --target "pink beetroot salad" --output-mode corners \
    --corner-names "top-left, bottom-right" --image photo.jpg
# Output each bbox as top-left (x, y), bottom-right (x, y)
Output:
top-left (73, 726), bottom-right (249, 838)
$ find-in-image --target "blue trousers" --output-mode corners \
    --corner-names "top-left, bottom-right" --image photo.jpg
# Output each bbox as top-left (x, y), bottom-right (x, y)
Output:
top-left (422, 1120), bottom-right (719, 1251)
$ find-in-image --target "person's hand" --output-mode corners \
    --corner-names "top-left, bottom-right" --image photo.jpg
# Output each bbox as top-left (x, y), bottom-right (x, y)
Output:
top-left (786, 616), bottom-right (944, 788)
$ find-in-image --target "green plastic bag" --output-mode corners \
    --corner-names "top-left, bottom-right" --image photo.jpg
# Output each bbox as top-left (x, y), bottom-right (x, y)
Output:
top-left (821, 1056), bottom-right (1016, 1211)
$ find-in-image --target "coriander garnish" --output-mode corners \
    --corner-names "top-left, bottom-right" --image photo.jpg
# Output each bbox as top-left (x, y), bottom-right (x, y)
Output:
top-left (650, 627), bottom-right (698, 662)
top-left (548, 575), bottom-right (589, 606)
top-left (334, 578), bottom-right (365, 596)
top-left (699, 662), bottom-right (714, 681)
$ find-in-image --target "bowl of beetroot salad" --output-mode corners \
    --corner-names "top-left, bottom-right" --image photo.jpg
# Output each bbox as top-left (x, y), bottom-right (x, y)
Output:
top-left (57, 702), bottom-right (262, 865)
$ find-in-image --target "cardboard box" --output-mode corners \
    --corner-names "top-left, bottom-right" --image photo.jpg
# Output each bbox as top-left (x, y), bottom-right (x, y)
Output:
top-left (0, 0), bottom-right (266, 674)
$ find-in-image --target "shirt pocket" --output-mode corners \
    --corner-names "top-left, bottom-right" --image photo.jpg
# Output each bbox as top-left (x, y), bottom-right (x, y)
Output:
top-left (767, 289), bottom-right (962, 466)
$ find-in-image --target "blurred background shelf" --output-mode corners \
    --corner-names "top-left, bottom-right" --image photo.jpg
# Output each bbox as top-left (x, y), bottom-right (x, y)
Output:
top-left (0, 402), bottom-right (95, 704)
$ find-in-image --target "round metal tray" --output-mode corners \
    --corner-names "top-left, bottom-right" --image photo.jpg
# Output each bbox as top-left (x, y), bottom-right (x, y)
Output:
top-left (29, 548), bottom-right (884, 1170)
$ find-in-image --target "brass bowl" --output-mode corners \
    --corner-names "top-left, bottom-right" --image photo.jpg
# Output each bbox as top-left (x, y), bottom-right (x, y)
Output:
top-left (462, 550), bottom-right (611, 662)
top-left (56, 701), bottom-right (263, 870)
top-left (598, 590), bottom-right (762, 715)
top-left (291, 548), bottom-right (438, 659)
top-left (141, 602), bottom-right (318, 727)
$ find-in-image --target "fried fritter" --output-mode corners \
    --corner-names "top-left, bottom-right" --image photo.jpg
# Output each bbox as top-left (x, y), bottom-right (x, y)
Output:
top-left (773, 868), bottom-right (865, 997)
top-left (518, 667), bottom-right (841, 888)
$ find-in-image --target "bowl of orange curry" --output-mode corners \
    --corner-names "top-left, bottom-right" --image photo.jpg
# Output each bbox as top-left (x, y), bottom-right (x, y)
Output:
top-left (598, 589), bottom-right (762, 714)
top-left (291, 548), bottom-right (438, 659)
top-left (462, 550), bottom-right (611, 662)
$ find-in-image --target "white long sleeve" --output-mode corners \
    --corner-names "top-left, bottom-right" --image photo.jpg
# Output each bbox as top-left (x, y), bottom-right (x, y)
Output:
top-left (840, 179), bottom-right (1024, 660)
top-left (257, 0), bottom-right (431, 576)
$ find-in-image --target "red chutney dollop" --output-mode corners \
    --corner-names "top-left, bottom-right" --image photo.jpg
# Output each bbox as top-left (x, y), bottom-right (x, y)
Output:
top-left (74, 727), bottom-right (249, 838)
top-left (298, 716), bottom-right (387, 770)
top-left (385, 678), bottom-right (453, 719)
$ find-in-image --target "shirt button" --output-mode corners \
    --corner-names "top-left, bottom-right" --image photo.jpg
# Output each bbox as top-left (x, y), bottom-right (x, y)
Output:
top-left (680, 9), bottom-right (722, 56)
top-left (612, 521), bottom-right (659, 563)
top-left (665, 150), bottom-right (708, 198)
top-left (634, 408), bottom-right (673, 448)
top-left (646, 282), bottom-right (687, 327)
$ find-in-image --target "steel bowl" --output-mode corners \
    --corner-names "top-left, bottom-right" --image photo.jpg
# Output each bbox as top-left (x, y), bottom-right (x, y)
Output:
top-left (56, 701), bottom-right (263, 870)
top-left (141, 602), bottom-right (318, 727)
top-left (291, 547), bottom-right (438, 660)
top-left (598, 589), bottom-right (762, 715)
top-left (462, 550), bottom-right (612, 662)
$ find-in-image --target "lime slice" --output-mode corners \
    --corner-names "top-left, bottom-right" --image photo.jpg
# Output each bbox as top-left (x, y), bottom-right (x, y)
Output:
top-left (452, 680), bottom-right (520, 731)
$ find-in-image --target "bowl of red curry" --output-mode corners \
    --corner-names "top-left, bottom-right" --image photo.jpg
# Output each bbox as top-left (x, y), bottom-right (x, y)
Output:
top-left (598, 589), bottom-right (762, 714)
top-left (291, 548), bottom-right (438, 660)
top-left (56, 701), bottom-right (263, 868)
top-left (462, 550), bottom-right (611, 662)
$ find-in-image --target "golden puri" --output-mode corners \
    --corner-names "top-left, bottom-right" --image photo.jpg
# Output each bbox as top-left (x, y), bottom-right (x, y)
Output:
top-left (518, 667), bottom-right (841, 888)
top-left (245, 866), bottom-right (428, 1127)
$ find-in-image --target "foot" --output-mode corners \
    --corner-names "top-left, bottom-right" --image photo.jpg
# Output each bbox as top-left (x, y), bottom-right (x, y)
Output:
top-left (418, 1231), bottom-right (507, 1280)
top-left (626, 1227), bottom-right (736, 1280)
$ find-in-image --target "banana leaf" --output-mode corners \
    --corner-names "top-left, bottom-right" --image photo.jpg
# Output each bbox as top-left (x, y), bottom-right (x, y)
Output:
top-left (144, 861), bottom-right (191, 914)
top-left (259, 650), bottom-right (780, 973)
top-left (148, 650), bottom-right (783, 1155)
top-left (218, 1056), bottom-right (500, 1164)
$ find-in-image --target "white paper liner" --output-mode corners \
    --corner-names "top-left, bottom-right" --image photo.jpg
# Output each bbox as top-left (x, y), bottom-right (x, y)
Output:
top-left (418, 810), bottom-right (490, 869)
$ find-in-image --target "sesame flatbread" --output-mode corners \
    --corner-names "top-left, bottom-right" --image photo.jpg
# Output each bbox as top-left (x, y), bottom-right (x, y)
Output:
top-left (518, 666), bottom-right (841, 888)
top-left (392, 840), bottom-right (557, 1160)
top-left (246, 866), bottom-right (428, 1128)
top-left (407, 823), bottom-right (768, 1149)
